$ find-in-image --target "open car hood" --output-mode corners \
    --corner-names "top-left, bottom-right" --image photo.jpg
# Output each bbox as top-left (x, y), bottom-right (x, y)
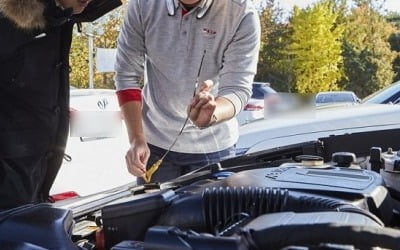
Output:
top-left (1, 128), bottom-right (400, 249)
top-left (237, 103), bottom-right (400, 154)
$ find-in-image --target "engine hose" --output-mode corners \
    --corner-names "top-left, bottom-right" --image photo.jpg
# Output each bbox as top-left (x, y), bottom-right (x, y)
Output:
top-left (202, 187), bottom-right (289, 234)
top-left (159, 187), bottom-right (383, 234)
top-left (158, 187), bottom-right (289, 233)
top-left (202, 187), bottom-right (384, 234)
top-left (286, 195), bottom-right (384, 226)
top-left (241, 224), bottom-right (400, 250)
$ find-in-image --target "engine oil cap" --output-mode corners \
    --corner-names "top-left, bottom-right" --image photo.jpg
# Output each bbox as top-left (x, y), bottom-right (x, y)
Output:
top-left (332, 152), bottom-right (356, 168)
top-left (295, 155), bottom-right (324, 167)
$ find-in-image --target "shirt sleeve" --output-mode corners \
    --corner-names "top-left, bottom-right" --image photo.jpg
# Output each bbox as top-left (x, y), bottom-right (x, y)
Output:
top-left (218, 9), bottom-right (261, 116)
top-left (114, 0), bottom-right (146, 91)
top-left (116, 89), bottom-right (142, 106)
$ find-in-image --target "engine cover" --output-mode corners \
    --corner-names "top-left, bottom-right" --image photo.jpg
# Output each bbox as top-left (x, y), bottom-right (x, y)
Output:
top-left (195, 165), bottom-right (392, 224)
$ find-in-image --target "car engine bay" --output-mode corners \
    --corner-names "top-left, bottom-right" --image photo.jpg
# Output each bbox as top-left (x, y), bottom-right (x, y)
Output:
top-left (1, 128), bottom-right (400, 249)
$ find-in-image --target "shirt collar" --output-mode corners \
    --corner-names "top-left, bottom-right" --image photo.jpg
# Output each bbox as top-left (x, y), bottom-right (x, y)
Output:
top-left (175, 0), bottom-right (213, 18)
top-left (176, 0), bottom-right (208, 11)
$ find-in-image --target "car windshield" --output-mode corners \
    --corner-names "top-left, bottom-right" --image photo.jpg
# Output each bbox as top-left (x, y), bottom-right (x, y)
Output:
top-left (362, 81), bottom-right (400, 104)
top-left (316, 93), bottom-right (355, 103)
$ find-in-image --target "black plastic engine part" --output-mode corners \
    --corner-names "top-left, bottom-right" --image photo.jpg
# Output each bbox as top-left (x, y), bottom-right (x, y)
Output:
top-left (111, 240), bottom-right (144, 250)
top-left (378, 147), bottom-right (400, 214)
top-left (144, 226), bottom-right (246, 250)
top-left (332, 152), bottom-right (356, 167)
top-left (0, 203), bottom-right (75, 249)
top-left (198, 166), bottom-right (393, 225)
top-left (158, 187), bottom-right (383, 235)
top-left (202, 187), bottom-right (289, 234)
top-left (101, 189), bottom-right (176, 249)
top-left (0, 240), bottom-right (48, 250)
top-left (140, 211), bottom-right (398, 250)
top-left (242, 213), bottom-right (400, 250)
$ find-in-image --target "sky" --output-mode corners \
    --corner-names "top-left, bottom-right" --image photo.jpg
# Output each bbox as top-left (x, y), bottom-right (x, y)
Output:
top-left (255, 0), bottom-right (400, 15)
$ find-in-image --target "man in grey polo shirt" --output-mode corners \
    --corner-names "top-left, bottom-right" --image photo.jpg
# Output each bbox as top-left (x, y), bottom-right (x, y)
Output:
top-left (114, 0), bottom-right (260, 183)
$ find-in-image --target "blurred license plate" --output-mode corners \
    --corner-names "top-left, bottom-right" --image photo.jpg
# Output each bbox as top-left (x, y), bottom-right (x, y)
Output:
top-left (70, 111), bottom-right (122, 138)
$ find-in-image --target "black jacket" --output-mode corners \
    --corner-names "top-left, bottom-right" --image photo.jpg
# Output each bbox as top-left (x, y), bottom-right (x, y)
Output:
top-left (0, 0), bottom-right (122, 209)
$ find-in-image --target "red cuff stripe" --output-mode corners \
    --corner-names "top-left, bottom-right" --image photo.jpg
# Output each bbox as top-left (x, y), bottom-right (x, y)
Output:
top-left (116, 89), bottom-right (142, 106)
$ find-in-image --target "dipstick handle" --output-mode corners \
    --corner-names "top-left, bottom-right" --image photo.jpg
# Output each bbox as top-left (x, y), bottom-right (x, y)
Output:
top-left (144, 159), bottom-right (163, 183)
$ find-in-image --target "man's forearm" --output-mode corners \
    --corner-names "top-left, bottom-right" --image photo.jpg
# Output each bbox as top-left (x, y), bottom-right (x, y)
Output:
top-left (214, 97), bottom-right (236, 124)
top-left (120, 101), bottom-right (145, 143)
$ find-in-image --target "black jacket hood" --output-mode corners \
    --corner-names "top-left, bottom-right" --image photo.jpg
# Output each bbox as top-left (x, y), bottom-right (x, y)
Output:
top-left (0, 0), bottom-right (47, 30)
top-left (0, 0), bottom-right (123, 30)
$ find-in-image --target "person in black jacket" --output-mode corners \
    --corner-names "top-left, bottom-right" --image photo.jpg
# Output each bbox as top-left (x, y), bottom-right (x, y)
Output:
top-left (0, 0), bottom-right (122, 210)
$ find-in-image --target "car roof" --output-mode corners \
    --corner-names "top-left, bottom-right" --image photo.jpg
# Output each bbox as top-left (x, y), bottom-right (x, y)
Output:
top-left (70, 88), bottom-right (119, 111)
top-left (316, 91), bottom-right (356, 95)
top-left (70, 88), bottom-right (115, 96)
top-left (315, 91), bottom-right (358, 104)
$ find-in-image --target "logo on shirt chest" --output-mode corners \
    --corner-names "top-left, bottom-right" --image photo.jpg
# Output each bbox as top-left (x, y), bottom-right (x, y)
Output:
top-left (202, 27), bottom-right (217, 51)
top-left (202, 28), bottom-right (217, 36)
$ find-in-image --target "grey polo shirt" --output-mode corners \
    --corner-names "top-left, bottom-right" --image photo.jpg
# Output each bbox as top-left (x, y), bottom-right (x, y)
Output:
top-left (114, 0), bottom-right (260, 154)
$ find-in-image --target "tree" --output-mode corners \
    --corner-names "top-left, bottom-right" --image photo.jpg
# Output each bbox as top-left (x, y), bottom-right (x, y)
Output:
top-left (342, 3), bottom-right (397, 97)
top-left (70, 31), bottom-right (89, 88)
top-left (93, 9), bottom-right (124, 89)
top-left (255, 0), bottom-right (293, 92)
top-left (386, 12), bottom-right (400, 81)
top-left (389, 32), bottom-right (400, 82)
top-left (285, 0), bottom-right (345, 93)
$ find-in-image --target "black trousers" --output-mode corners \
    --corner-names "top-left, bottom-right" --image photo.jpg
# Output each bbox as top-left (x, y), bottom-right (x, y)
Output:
top-left (136, 143), bottom-right (236, 185)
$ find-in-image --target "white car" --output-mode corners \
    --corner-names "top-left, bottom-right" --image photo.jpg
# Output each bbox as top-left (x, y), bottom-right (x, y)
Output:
top-left (236, 103), bottom-right (400, 155)
top-left (69, 88), bottom-right (119, 110)
top-left (50, 88), bottom-right (135, 198)
top-left (315, 91), bottom-right (361, 106)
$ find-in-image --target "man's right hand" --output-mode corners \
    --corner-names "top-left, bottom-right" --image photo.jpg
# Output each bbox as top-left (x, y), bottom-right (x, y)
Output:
top-left (125, 137), bottom-right (150, 177)
top-left (189, 80), bottom-right (217, 128)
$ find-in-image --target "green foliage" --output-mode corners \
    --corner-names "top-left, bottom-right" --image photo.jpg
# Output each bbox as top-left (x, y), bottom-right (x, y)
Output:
top-left (386, 12), bottom-right (400, 81)
top-left (285, 0), bottom-right (345, 93)
top-left (342, 4), bottom-right (397, 97)
top-left (255, 0), bottom-right (294, 92)
top-left (70, 33), bottom-right (89, 88)
top-left (390, 33), bottom-right (400, 81)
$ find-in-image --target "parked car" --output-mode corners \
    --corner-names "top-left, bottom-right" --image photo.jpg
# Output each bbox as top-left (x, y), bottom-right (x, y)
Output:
top-left (315, 91), bottom-right (360, 106)
top-left (236, 103), bottom-right (400, 155)
top-left (50, 88), bottom-right (134, 198)
top-left (1, 126), bottom-right (400, 249)
top-left (362, 80), bottom-right (400, 104)
top-left (236, 82), bottom-right (278, 125)
top-left (69, 88), bottom-right (119, 111)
